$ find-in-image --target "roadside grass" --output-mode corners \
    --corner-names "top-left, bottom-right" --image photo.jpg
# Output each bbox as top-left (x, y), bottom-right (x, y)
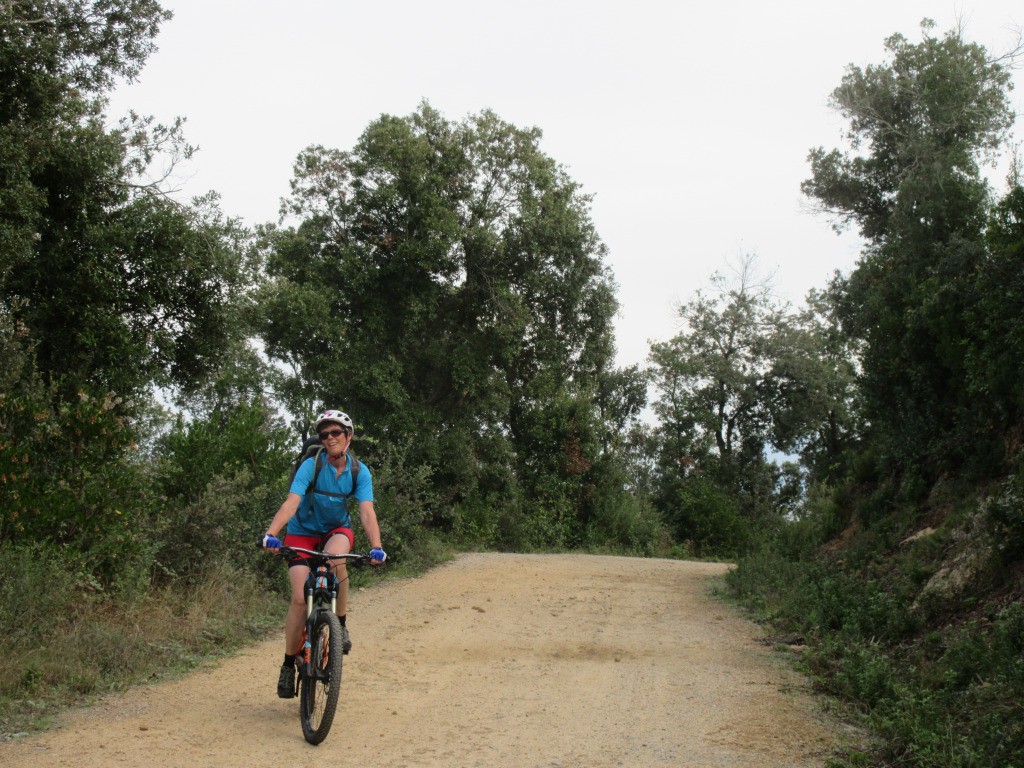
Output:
top-left (724, 528), bottom-right (1024, 768)
top-left (0, 537), bottom-right (456, 741)
top-left (0, 561), bottom-right (282, 738)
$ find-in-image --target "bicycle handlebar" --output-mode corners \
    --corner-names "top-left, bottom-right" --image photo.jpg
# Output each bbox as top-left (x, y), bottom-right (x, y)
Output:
top-left (256, 540), bottom-right (375, 565)
top-left (285, 546), bottom-right (373, 564)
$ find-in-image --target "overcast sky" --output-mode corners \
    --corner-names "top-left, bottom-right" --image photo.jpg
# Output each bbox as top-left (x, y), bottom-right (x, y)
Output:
top-left (108, 1), bottom-right (1023, 370)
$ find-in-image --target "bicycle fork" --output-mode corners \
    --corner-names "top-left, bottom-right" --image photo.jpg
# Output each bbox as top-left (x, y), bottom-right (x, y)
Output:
top-left (301, 566), bottom-right (339, 671)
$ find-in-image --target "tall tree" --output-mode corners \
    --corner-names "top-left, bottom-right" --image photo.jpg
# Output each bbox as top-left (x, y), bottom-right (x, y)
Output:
top-left (766, 288), bottom-right (862, 483)
top-left (649, 257), bottom-right (804, 547)
top-left (256, 104), bottom-right (636, 542)
top-left (1, 1), bottom-right (251, 399)
top-left (648, 256), bottom-right (858, 550)
top-left (802, 19), bottom-right (1021, 475)
top-left (650, 258), bottom-right (786, 473)
top-left (0, 1), bottom-right (257, 558)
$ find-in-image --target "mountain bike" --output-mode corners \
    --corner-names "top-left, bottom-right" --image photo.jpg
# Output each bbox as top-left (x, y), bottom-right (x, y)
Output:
top-left (268, 544), bottom-right (372, 745)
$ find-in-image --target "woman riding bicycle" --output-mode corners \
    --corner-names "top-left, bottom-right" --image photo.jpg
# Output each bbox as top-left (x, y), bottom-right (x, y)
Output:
top-left (261, 409), bottom-right (387, 698)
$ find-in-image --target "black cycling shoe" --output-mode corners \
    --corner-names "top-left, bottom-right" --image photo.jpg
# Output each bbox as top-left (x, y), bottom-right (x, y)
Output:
top-left (277, 664), bottom-right (297, 698)
top-left (341, 624), bottom-right (352, 655)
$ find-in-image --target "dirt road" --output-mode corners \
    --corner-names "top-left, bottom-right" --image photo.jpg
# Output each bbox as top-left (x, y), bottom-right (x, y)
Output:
top-left (0, 554), bottom-right (838, 767)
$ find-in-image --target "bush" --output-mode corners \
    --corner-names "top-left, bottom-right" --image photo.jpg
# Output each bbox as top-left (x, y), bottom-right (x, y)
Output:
top-left (360, 436), bottom-right (436, 567)
top-left (144, 401), bottom-right (297, 584)
top-left (511, 494), bottom-right (577, 551)
top-left (669, 475), bottom-right (751, 557)
top-left (0, 543), bottom-right (95, 661)
top-left (728, 473), bottom-right (1024, 768)
top-left (982, 470), bottom-right (1024, 565)
top-left (723, 543), bottom-right (811, 623)
top-left (586, 490), bottom-right (669, 556)
top-left (0, 383), bottom-right (155, 588)
top-left (0, 545), bottom-right (281, 735)
top-left (148, 467), bottom-right (283, 585)
top-left (449, 498), bottom-right (501, 548)
top-left (155, 400), bottom-right (294, 502)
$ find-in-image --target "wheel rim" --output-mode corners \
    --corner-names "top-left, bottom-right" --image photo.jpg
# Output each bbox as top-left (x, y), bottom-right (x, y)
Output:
top-left (307, 629), bottom-right (332, 726)
top-left (299, 613), bottom-right (343, 744)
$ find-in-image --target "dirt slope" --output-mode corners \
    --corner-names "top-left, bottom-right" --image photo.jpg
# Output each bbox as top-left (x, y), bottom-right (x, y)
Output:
top-left (0, 553), bottom-right (838, 767)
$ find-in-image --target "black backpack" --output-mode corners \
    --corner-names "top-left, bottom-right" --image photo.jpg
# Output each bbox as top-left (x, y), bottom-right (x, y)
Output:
top-left (290, 434), bottom-right (362, 499)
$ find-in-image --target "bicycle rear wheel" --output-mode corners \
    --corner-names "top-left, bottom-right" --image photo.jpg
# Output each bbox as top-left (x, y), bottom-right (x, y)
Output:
top-left (299, 610), bottom-right (343, 745)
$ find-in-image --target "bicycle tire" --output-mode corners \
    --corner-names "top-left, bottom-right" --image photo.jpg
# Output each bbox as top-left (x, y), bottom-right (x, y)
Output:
top-left (299, 610), bottom-right (343, 745)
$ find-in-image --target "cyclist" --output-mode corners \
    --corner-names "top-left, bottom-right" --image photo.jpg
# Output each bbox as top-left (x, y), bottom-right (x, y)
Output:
top-left (261, 409), bottom-right (387, 698)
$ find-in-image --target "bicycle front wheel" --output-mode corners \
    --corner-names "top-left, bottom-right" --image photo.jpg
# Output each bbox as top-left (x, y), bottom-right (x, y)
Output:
top-left (299, 610), bottom-right (343, 745)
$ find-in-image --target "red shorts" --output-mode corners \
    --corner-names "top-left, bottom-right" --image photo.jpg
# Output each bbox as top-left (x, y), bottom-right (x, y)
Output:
top-left (283, 527), bottom-right (354, 568)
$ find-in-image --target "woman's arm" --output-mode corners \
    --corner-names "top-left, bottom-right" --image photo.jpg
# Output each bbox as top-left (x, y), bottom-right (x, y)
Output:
top-left (357, 500), bottom-right (382, 549)
top-left (266, 493), bottom-right (302, 540)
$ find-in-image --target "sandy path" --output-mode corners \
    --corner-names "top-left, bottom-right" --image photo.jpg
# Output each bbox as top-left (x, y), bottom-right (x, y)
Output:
top-left (0, 553), bottom-right (837, 767)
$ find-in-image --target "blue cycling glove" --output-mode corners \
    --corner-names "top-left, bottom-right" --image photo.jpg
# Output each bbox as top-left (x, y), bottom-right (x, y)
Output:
top-left (369, 547), bottom-right (387, 563)
top-left (262, 534), bottom-right (282, 550)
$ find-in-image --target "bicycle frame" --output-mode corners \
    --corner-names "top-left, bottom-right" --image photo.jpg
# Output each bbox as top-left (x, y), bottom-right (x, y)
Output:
top-left (284, 548), bottom-right (367, 653)
top-left (281, 545), bottom-right (369, 603)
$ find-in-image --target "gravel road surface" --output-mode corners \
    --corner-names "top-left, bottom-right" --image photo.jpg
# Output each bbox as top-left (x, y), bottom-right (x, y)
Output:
top-left (0, 553), bottom-right (838, 767)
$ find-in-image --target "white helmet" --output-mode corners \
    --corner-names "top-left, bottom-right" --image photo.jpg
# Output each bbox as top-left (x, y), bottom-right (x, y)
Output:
top-left (314, 409), bottom-right (354, 434)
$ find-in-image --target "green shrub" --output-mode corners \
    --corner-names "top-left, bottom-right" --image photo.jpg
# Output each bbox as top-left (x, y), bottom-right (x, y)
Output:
top-left (728, 478), bottom-right (1024, 768)
top-left (514, 495), bottom-right (577, 551)
top-left (450, 496), bottom-right (502, 549)
top-left (361, 436), bottom-right (435, 566)
top-left (586, 492), bottom-right (668, 556)
top-left (0, 384), bottom-right (156, 588)
top-left (670, 475), bottom-right (751, 557)
top-left (800, 481), bottom-right (851, 546)
top-left (0, 546), bottom-right (281, 735)
top-left (0, 543), bottom-right (90, 660)
top-left (724, 543), bottom-right (815, 625)
top-left (155, 400), bottom-right (294, 502)
top-left (148, 467), bottom-right (282, 585)
top-left (982, 472), bottom-right (1024, 564)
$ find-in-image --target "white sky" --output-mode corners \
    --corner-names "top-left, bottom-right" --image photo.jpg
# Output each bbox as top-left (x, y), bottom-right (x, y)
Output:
top-left (108, 1), bottom-right (1023, 370)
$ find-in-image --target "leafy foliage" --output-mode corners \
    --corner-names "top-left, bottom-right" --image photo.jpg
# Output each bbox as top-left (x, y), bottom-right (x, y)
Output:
top-left (0, 1), bottom-right (251, 398)
top-left (0, 0), bottom-right (258, 573)
top-left (648, 256), bottom-right (853, 551)
top-left (255, 103), bottom-right (651, 549)
top-left (802, 20), bottom-right (1020, 478)
top-left (730, 19), bottom-right (1024, 768)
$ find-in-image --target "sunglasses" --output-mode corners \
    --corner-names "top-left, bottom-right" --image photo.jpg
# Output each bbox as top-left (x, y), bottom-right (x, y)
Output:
top-left (318, 428), bottom-right (349, 441)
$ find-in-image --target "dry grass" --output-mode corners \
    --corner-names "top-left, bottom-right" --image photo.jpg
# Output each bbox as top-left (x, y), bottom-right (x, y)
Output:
top-left (0, 563), bottom-right (282, 738)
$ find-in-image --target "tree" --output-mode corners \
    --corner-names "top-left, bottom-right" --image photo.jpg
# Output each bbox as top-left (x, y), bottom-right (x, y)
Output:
top-left (1, 0), bottom-right (169, 282)
top-left (1, 1), bottom-right (252, 399)
top-left (802, 19), bottom-right (1014, 244)
top-left (648, 256), bottom-right (859, 550)
top-left (256, 104), bottom-right (638, 544)
top-left (649, 257), bottom-right (798, 545)
top-left (0, 2), bottom-right (259, 568)
top-left (766, 288), bottom-right (862, 483)
top-left (802, 19), bottom-right (1022, 476)
top-left (971, 185), bottom-right (1024, 433)
top-left (650, 257), bottom-right (785, 474)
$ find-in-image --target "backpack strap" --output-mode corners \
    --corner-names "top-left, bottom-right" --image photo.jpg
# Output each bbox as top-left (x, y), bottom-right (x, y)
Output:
top-left (349, 452), bottom-right (361, 489)
top-left (305, 445), bottom-right (327, 496)
top-left (306, 449), bottom-right (362, 500)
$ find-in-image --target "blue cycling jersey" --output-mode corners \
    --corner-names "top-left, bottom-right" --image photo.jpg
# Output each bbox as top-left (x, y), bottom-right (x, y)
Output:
top-left (285, 454), bottom-right (374, 536)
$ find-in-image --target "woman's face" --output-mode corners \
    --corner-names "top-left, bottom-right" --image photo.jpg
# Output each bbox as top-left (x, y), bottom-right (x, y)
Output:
top-left (318, 423), bottom-right (351, 457)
